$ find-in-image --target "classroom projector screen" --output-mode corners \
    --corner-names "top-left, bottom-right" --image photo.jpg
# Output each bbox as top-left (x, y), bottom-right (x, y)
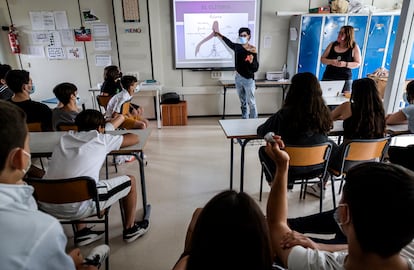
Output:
top-left (172, 0), bottom-right (261, 70)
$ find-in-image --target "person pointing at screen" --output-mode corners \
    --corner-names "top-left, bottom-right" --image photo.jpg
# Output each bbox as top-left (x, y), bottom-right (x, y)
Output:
top-left (215, 27), bottom-right (259, 119)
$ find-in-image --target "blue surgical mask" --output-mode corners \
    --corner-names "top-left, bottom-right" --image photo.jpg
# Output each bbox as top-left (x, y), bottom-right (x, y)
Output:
top-left (239, 37), bottom-right (248, 44)
top-left (29, 84), bottom-right (35, 94)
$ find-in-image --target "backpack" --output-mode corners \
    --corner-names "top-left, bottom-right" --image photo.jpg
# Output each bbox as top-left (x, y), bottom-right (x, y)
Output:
top-left (161, 92), bottom-right (180, 104)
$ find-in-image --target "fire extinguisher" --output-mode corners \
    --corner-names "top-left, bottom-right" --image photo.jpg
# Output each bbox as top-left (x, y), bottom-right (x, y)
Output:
top-left (8, 25), bottom-right (20, 54)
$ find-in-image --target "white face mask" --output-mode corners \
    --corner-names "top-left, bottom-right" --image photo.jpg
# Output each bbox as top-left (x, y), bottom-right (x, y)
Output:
top-left (333, 204), bottom-right (347, 233)
top-left (21, 149), bottom-right (31, 175)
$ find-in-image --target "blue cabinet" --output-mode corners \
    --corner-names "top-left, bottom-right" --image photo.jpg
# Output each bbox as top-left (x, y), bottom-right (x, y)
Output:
top-left (287, 13), bottom-right (412, 81)
top-left (361, 15), bottom-right (392, 78)
top-left (297, 16), bottom-right (323, 74)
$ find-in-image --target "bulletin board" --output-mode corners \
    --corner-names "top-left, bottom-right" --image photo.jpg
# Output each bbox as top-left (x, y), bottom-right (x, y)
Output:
top-left (122, 0), bottom-right (140, 22)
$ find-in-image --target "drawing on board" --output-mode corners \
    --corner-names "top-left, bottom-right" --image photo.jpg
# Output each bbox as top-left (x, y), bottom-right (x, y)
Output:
top-left (184, 13), bottom-right (248, 60)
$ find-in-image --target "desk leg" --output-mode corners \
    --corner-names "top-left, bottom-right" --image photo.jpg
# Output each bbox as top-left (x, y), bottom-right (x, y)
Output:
top-left (239, 139), bottom-right (250, 193)
top-left (222, 86), bottom-right (227, 119)
top-left (155, 90), bottom-right (161, 129)
top-left (91, 91), bottom-right (97, 110)
top-left (230, 139), bottom-right (234, 190)
top-left (133, 151), bottom-right (151, 221)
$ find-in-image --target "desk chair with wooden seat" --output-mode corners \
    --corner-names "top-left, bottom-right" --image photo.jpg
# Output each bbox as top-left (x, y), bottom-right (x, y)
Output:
top-left (56, 122), bottom-right (78, 131)
top-left (97, 95), bottom-right (112, 114)
top-left (260, 142), bottom-right (332, 213)
top-left (25, 176), bottom-right (110, 269)
top-left (328, 137), bottom-right (390, 208)
top-left (27, 122), bottom-right (42, 132)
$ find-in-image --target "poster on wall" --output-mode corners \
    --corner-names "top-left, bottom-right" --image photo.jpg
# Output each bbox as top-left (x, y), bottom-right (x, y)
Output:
top-left (66, 47), bottom-right (85, 59)
top-left (29, 11), bottom-right (56, 31)
top-left (82, 10), bottom-right (100, 23)
top-left (74, 28), bottom-right (92, 42)
top-left (122, 0), bottom-right (140, 22)
top-left (47, 47), bottom-right (66, 60)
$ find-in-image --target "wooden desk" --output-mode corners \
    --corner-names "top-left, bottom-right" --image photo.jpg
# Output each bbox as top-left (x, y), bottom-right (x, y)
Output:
top-left (29, 129), bottom-right (152, 221)
top-left (89, 85), bottom-right (162, 129)
top-left (219, 118), bottom-right (266, 192)
top-left (219, 80), bottom-right (291, 119)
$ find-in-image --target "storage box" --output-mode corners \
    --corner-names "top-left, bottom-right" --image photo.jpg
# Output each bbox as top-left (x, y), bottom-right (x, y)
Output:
top-left (161, 101), bottom-right (188, 126)
top-left (266, 71), bottom-right (284, 81)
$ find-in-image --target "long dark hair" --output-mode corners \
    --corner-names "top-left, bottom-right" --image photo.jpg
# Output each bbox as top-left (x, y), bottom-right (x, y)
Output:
top-left (283, 72), bottom-right (332, 134)
top-left (186, 190), bottom-right (273, 270)
top-left (344, 78), bottom-right (385, 139)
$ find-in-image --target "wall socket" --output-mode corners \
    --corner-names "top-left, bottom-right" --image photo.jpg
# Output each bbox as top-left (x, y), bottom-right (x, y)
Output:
top-left (211, 71), bottom-right (222, 79)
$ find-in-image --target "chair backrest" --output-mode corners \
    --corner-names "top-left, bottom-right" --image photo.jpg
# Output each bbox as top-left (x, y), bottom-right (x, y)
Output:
top-left (56, 122), bottom-right (78, 131)
top-left (96, 95), bottom-right (112, 113)
top-left (343, 137), bottom-right (390, 162)
top-left (27, 122), bottom-right (42, 132)
top-left (25, 176), bottom-right (103, 218)
top-left (121, 101), bottom-right (131, 115)
top-left (285, 142), bottom-right (332, 167)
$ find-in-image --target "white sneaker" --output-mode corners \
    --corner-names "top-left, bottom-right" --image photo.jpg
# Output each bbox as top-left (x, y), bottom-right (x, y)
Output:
top-left (83, 244), bottom-right (110, 268)
top-left (306, 183), bottom-right (325, 199)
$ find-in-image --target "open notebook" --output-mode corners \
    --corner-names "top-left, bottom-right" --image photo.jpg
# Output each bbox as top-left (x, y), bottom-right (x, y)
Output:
top-left (320, 80), bottom-right (345, 97)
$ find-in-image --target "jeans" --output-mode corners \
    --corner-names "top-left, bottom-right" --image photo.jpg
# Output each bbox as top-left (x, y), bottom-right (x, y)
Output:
top-left (235, 73), bottom-right (257, 119)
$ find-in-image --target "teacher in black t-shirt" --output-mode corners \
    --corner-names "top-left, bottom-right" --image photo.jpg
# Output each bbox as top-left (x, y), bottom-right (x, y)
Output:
top-left (321, 26), bottom-right (361, 93)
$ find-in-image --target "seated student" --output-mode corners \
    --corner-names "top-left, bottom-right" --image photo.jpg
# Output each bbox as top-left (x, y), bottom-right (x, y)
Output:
top-left (172, 190), bottom-right (274, 270)
top-left (307, 77), bottom-right (386, 197)
top-left (257, 72), bottom-right (332, 187)
top-left (105, 75), bottom-right (149, 129)
top-left (52, 82), bottom-right (124, 131)
top-left (0, 64), bottom-right (13, 100)
top-left (100, 65), bottom-right (122, 96)
top-left (0, 100), bottom-right (109, 270)
top-left (42, 109), bottom-right (149, 245)
top-left (266, 135), bottom-right (414, 269)
top-left (385, 81), bottom-right (414, 171)
top-left (386, 80), bottom-right (414, 133)
top-left (5, 69), bottom-right (52, 131)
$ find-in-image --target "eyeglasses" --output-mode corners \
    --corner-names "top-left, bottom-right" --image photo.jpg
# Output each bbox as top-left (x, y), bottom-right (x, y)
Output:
top-left (239, 34), bottom-right (248, 37)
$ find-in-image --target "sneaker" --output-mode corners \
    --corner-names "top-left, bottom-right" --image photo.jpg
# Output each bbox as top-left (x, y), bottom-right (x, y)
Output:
top-left (74, 227), bottom-right (105, 247)
top-left (83, 244), bottom-right (110, 268)
top-left (305, 183), bottom-right (325, 199)
top-left (123, 220), bottom-right (150, 243)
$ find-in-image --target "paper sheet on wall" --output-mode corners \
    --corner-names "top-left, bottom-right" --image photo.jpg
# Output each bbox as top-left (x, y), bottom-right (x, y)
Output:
top-left (66, 47), bottom-right (85, 59)
top-left (29, 11), bottom-right (55, 30)
top-left (94, 39), bottom-right (111, 51)
top-left (47, 31), bottom-right (62, 47)
top-left (263, 35), bottom-right (272, 49)
top-left (27, 46), bottom-right (45, 58)
top-left (290, 27), bottom-right (298, 41)
top-left (92, 23), bottom-right (109, 37)
top-left (95, 55), bottom-right (111, 66)
top-left (31, 32), bottom-right (49, 44)
top-left (53, 11), bottom-right (68, 30)
top-left (60, 29), bottom-right (75, 46)
top-left (47, 47), bottom-right (66, 60)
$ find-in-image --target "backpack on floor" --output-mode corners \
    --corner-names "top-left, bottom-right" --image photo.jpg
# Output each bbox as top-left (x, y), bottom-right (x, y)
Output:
top-left (161, 92), bottom-right (180, 104)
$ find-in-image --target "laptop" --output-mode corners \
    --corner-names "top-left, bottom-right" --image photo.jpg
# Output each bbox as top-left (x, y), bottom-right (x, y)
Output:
top-left (320, 80), bottom-right (345, 97)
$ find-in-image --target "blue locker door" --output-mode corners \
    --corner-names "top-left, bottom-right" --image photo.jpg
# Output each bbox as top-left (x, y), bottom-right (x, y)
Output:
top-left (347, 15), bottom-right (369, 80)
top-left (318, 15), bottom-right (346, 79)
top-left (362, 15), bottom-right (392, 78)
top-left (298, 16), bottom-right (323, 75)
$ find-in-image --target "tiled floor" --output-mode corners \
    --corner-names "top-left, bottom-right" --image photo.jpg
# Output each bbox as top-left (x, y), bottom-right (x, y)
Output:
top-left (60, 117), bottom-right (339, 269)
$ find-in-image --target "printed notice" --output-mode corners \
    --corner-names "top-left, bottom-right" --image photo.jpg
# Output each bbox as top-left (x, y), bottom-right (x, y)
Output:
top-left (94, 39), bottom-right (111, 51)
top-left (54, 11), bottom-right (68, 30)
top-left (92, 23), bottom-right (109, 37)
top-left (95, 54), bottom-right (111, 66)
top-left (47, 47), bottom-right (66, 60)
top-left (66, 47), bottom-right (85, 59)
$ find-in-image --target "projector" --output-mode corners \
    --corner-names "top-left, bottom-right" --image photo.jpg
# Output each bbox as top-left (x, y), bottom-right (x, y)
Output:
top-left (266, 71), bottom-right (284, 81)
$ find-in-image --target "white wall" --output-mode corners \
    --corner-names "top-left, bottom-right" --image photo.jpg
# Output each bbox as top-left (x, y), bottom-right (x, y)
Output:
top-left (0, 0), bottom-right (403, 117)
